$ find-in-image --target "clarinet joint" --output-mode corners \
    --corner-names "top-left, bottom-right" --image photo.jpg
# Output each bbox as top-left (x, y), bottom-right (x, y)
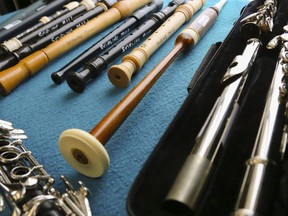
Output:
top-left (0, 119), bottom-right (91, 216)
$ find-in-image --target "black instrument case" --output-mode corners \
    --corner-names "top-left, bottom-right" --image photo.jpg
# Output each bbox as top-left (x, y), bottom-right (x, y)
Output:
top-left (126, 0), bottom-right (288, 215)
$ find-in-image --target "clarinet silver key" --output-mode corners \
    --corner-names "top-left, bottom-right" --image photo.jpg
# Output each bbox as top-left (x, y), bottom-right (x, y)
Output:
top-left (0, 119), bottom-right (92, 216)
top-left (0, 194), bottom-right (4, 211)
top-left (0, 120), bottom-right (27, 140)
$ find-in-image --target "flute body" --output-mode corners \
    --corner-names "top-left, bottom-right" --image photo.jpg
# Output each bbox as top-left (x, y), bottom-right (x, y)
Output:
top-left (165, 38), bottom-right (262, 212)
top-left (0, 0), bottom-right (152, 96)
top-left (232, 26), bottom-right (288, 216)
top-left (12, 2), bottom-right (80, 42)
top-left (0, 0), bottom-right (63, 42)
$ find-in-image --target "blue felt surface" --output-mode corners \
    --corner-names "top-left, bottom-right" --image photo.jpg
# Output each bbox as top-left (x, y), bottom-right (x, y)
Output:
top-left (0, 0), bottom-right (248, 215)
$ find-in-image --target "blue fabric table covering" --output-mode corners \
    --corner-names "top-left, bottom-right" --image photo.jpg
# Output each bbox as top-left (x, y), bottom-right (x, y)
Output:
top-left (0, 0), bottom-right (247, 215)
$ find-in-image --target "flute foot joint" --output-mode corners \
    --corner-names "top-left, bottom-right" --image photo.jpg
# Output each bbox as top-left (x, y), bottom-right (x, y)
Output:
top-left (58, 129), bottom-right (110, 178)
top-left (165, 154), bottom-right (212, 212)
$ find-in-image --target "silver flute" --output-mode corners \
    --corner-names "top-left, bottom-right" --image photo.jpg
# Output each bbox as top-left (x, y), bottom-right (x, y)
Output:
top-left (232, 25), bottom-right (288, 216)
top-left (165, 38), bottom-right (262, 212)
top-left (240, 0), bottom-right (277, 38)
top-left (0, 119), bottom-right (92, 216)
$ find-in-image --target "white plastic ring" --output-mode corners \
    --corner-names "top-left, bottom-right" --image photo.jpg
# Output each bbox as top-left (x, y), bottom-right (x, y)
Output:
top-left (58, 128), bottom-right (110, 178)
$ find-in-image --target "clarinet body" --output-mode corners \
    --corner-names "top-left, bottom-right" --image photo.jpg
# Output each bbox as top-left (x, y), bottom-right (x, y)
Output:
top-left (232, 26), bottom-right (288, 216)
top-left (0, 120), bottom-right (91, 216)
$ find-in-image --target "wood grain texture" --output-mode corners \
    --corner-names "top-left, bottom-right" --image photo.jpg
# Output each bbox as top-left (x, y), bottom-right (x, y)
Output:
top-left (90, 33), bottom-right (194, 144)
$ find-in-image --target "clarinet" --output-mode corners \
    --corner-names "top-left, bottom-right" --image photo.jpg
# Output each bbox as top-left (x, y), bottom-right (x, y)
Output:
top-left (0, 0), bottom-right (117, 71)
top-left (240, 0), bottom-right (277, 39)
top-left (0, 119), bottom-right (91, 216)
top-left (0, 0), bottom-right (101, 57)
top-left (65, 0), bottom-right (186, 93)
top-left (51, 0), bottom-right (163, 85)
top-left (232, 25), bottom-right (288, 216)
